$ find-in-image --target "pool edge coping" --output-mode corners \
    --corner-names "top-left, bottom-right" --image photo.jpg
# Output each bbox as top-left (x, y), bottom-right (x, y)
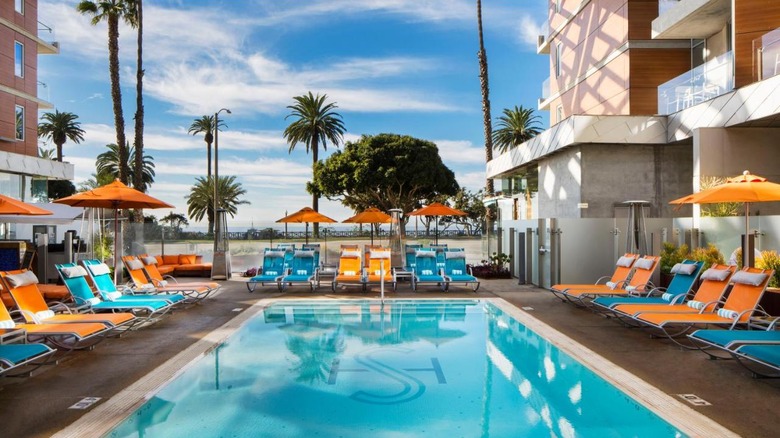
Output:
top-left (53, 297), bottom-right (740, 438)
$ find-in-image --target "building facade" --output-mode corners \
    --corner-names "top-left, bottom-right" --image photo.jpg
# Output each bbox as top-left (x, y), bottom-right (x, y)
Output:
top-left (488, 0), bottom-right (780, 222)
top-left (0, 0), bottom-right (72, 204)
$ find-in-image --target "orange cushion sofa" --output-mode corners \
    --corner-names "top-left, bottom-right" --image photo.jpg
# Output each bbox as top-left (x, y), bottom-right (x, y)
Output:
top-left (154, 254), bottom-right (212, 277)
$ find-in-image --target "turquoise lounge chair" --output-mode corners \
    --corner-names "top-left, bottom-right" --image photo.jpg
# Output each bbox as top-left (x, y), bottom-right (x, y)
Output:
top-left (442, 250), bottom-right (479, 291)
top-left (733, 344), bottom-right (780, 377)
top-left (593, 260), bottom-right (703, 311)
top-left (81, 259), bottom-right (186, 305)
top-left (430, 243), bottom-right (448, 270)
top-left (247, 249), bottom-right (286, 292)
top-left (404, 244), bottom-right (422, 271)
top-left (687, 317), bottom-right (780, 361)
top-left (412, 249), bottom-right (446, 291)
top-left (280, 250), bottom-right (317, 291)
top-left (56, 263), bottom-right (174, 322)
top-left (0, 342), bottom-right (55, 376)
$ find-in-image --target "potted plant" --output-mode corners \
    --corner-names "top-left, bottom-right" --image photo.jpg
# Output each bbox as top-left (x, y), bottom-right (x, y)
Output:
top-left (469, 252), bottom-right (511, 279)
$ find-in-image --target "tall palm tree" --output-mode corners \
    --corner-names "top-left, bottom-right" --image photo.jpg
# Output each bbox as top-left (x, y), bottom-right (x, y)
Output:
top-left (492, 106), bottom-right (542, 153)
top-left (77, 0), bottom-right (133, 184)
top-left (185, 175), bottom-right (248, 235)
top-left (37, 110), bottom-right (85, 162)
top-left (476, 0), bottom-right (494, 197)
top-left (283, 92), bottom-right (345, 237)
top-left (188, 115), bottom-right (225, 179)
top-left (95, 142), bottom-right (155, 191)
top-left (127, 0), bottom-right (145, 198)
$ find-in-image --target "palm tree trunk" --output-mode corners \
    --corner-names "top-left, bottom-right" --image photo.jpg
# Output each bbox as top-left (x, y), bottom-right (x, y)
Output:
top-left (133, 0), bottom-right (145, 224)
top-left (477, 0), bottom-right (494, 197)
top-left (207, 139), bottom-right (212, 180)
top-left (312, 135), bottom-right (319, 238)
top-left (56, 140), bottom-right (64, 162)
top-left (108, 14), bottom-right (127, 184)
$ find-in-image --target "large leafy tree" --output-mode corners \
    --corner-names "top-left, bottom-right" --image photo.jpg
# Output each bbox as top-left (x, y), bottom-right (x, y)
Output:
top-left (448, 189), bottom-right (488, 235)
top-left (160, 212), bottom-right (189, 238)
top-left (77, 0), bottom-right (134, 184)
top-left (284, 92), bottom-right (345, 237)
top-left (492, 106), bottom-right (542, 153)
top-left (188, 115), bottom-right (225, 179)
top-left (95, 142), bottom-right (155, 191)
top-left (476, 0), bottom-right (494, 196)
top-left (185, 175), bottom-right (248, 235)
top-left (37, 110), bottom-right (85, 162)
top-left (312, 133), bottom-right (459, 219)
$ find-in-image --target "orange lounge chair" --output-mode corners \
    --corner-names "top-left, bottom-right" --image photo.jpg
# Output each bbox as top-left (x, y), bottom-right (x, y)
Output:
top-left (559, 256), bottom-right (660, 306)
top-left (633, 267), bottom-right (774, 347)
top-left (122, 256), bottom-right (212, 302)
top-left (332, 249), bottom-right (364, 292)
top-left (549, 254), bottom-right (638, 301)
top-left (364, 248), bottom-right (394, 290)
top-left (611, 264), bottom-right (736, 319)
top-left (0, 270), bottom-right (136, 330)
top-left (137, 254), bottom-right (220, 291)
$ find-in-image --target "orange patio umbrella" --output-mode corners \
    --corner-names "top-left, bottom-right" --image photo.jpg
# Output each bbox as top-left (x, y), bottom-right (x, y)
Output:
top-left (342, 207), bottom-right (391, 245)
top-left (407, 202), bottom-right (467, 244)
top-left (0, 194), bottom-right (52, 216)
top-left (54, 180), bottom-right (174, 281)
top-left (276, 207), bottom-right (337, 243)
top-left (670, 170), bottom-right (780, 267)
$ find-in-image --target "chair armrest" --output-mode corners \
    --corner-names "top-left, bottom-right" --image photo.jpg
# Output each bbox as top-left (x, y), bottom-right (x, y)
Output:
top-left (49, 302), bottom-right (74, 314)
top-left (594, 275), bottom-right (611, 284)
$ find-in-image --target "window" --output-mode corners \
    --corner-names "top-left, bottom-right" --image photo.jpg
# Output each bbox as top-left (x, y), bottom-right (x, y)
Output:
top-left (556, 105), bottom-right (563, 124)
top-left (14, 41), bottom-right (24, 77)
top-left (555, 43), bottom-right (562, 77)
top-left (15, 105), bottom-right (24, 140)
top-left (15, 0), bottom-right (23, 14)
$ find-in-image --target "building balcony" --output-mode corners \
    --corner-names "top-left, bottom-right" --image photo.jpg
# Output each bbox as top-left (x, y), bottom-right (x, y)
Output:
top-left (37, 20), bottom-right (59, 54)
top-left (538, 77), bottom-right (551, 110)
top-left (753, 28), bottom-right (780, 82)
top-left (657, 51), bottom-right (733, 115)
top-left (536, 20), bottom-right (549, 54)
top-left (652, 0), bottom-right (729, 40)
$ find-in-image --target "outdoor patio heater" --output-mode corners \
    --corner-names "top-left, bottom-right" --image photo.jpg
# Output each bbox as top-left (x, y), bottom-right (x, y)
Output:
top-left (389, 208), bottom-right (403, 268)
top-left (211, 208), bottom-right (232, 280)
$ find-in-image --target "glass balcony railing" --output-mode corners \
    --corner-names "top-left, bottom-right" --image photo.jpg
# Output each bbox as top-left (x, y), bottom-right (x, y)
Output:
top-left (658, 0), bottom-right (681, 17)
top-left (541, 77), bottom-right (550, 101)
top-left (657, 51), bottom-right (733, 115)
top-left (753, 27), bottom-right (780, 82)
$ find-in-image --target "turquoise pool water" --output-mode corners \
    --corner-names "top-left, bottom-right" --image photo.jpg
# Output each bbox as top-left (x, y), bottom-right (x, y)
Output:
top-left (110, 300), bottom-right (684, 437)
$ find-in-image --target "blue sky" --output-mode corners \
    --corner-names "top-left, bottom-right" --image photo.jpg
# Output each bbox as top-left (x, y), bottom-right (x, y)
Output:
top-left (38, 0), bottom-right (549, 230)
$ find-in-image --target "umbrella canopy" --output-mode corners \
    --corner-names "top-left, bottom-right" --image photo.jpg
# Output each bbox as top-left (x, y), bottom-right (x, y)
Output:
top-left (408, 202), bottom-right (467, 244)
top-left (342, 207), bottom-right (391, 245)
top-left (276, 207), bottom-right (336, 243)
top-left (669, 170), bottom-right (780, 267)
top-left (0, 194), bottom-right (52, 216)
top-left (54, 180), bottom-right (174, 283)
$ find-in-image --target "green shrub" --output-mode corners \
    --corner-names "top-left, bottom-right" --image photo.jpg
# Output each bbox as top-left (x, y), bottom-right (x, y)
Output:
top-left (688, 243), bottom-right (725, 271)
top-left (660, 242), bottom-right (688, 274)
top-left (757, 250), bottom-right (780, 288)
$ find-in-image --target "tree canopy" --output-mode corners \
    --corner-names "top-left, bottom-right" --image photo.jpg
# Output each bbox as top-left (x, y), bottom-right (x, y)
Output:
top-left (312, 133), bottom-right (459, 215)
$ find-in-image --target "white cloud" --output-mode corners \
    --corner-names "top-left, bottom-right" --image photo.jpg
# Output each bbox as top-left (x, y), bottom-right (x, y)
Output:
top-left (435, 139), bottom-right (487, 165)
top-left (517, 13), bottom-right (545, 49)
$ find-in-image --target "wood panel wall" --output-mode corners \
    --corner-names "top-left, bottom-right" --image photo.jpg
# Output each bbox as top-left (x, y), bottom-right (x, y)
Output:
top-left (734, 0), bottom-right (780, 87)
top-left (627, 0), bottom-right (658, 40)
top-left (628, 47), bottom-right (691, 114)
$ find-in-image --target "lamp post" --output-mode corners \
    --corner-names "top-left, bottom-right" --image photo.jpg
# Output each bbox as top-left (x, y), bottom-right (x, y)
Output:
top-left (212, 108), bottom-right (231, 280)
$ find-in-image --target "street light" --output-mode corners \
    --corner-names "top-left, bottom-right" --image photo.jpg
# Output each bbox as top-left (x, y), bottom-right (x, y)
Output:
top-left (212, 108), bottom-right (231, 280)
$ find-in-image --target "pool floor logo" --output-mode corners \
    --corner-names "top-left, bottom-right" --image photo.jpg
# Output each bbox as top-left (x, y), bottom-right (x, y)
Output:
top-left (328, 347), bottom-right (446, 405)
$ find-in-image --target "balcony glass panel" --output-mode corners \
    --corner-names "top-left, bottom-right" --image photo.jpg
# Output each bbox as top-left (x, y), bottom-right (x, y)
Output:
top-left (541, 77), bottom-right (550, 101)
top-left (753, 27), bottom-right (780, 81)
top-left (658, 0), bottom-right (681, 17)
top-left (657, 51), bottom-right (733, 115)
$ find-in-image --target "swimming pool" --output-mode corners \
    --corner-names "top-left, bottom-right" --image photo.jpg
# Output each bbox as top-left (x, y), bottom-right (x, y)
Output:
top-left (100, 299), bottom-right (708, 437)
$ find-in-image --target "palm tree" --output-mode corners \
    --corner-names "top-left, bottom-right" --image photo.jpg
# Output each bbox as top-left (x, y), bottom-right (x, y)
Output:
top-left (185, 175), bottom-right (248, 235)
top-left (78, 172), bottom-right (114, 191)
top-left (283, 92), bottom-right (345, 237)
top-left (95, 142), bottom-right (155, 191)
top-left (37, 110), bottom-right (85, 162)
top-left (188, 115), bottom-right (225, 179)
top-left (492, 106), bottom-right (542, 153)
top-left (38, 147), bottom-right (56, 160)
top-left (127, 0), bottom-right (145, 198)
top-left (77, 0), bottom-right (134, 184)
top-left (476, 0), bottom-right (494, 197)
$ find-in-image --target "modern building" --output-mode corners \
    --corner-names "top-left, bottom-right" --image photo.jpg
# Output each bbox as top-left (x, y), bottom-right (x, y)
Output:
top-left (0, 0), bottom-right (73, 235)
top-left (488, 0), bottom-right (780, 222)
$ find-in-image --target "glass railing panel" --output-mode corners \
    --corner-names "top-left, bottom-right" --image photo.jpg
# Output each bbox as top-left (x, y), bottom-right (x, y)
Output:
top-left (658, 0), bottom-right (681, 17)
top-left (541, 77), bottom-right (550, 101)
top-left (753, 27), bottom-right (780, 81)
top-left (657, 51), bottom-right (733, 115)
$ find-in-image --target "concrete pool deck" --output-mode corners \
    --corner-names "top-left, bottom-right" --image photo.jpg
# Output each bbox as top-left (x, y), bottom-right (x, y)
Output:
top-left (1, 278), bottom-right (777, 437)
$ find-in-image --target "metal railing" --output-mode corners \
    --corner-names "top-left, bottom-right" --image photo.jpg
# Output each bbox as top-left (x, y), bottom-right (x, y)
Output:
top-left (753, 27), bottom-right (780, 82)
top-left (657, 50), bottom-right (733, 114)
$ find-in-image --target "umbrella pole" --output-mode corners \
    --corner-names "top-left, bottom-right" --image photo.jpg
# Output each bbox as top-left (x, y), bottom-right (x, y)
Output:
top-left (744, 202), bottom-right (750, 268)
top-left (305, 222), bottom-right (309, 244)
top-left (114, 207), bottom-right (119, 285)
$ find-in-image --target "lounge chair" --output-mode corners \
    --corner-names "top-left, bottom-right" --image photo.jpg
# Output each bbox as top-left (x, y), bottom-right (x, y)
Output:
top-left (247, 249), bottom-right (286, 292)
top-left (549, 254), bottom-right (639, 301)
top-left (633, 267), bottom-right (774, 347)
top-left (592, 260), bottom-right (703, 312)
top-left (610, 264), bottom-right (736, 319)
top-left (332, 249), bottom-right (364, 292)
top-left (365, 248), bottom-right (394, 290)
top-left (429, 244), bottom-right (448, 270)
top-left (137, 254), bottom-right (220, 291)
top-left (0, 342), bottom-right (56, 377)
top-left (280, 250), bottom-right (318, 291)
top-left (412, 249), bottom-right (446, 291)
top-left (0, 270), bottom-right (136, 330)
top-left (403, 244), bottom-right (422, 271)
top-left (557, 256), bottom-right (660, 306)
top-left (0, 299), bottom-right (109, 351)
top-left (302, 244), bottom-right (321, 268)
top-left (687, 318), bottom-right (780, 362)
top-left (442, 250), bottom-right (479, 291)
top-left (56, 263), bottom-right (173, 323)
top-left (121, 256), bottom-right (212, 302)
top-left (81, 260), bottom-right (186, 306)
top-left (732, 344), bottom-right (780, 377)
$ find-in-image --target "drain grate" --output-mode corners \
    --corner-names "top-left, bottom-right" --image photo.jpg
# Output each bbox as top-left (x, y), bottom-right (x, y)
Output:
top-left (521, 306), bottom-right (534, 311)
top-left (69, 397), bottom-right (101, 410)
top-left (676, 394), bottom-right (711, 406)
top-left (231, 308), bottom-right (244, 312)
